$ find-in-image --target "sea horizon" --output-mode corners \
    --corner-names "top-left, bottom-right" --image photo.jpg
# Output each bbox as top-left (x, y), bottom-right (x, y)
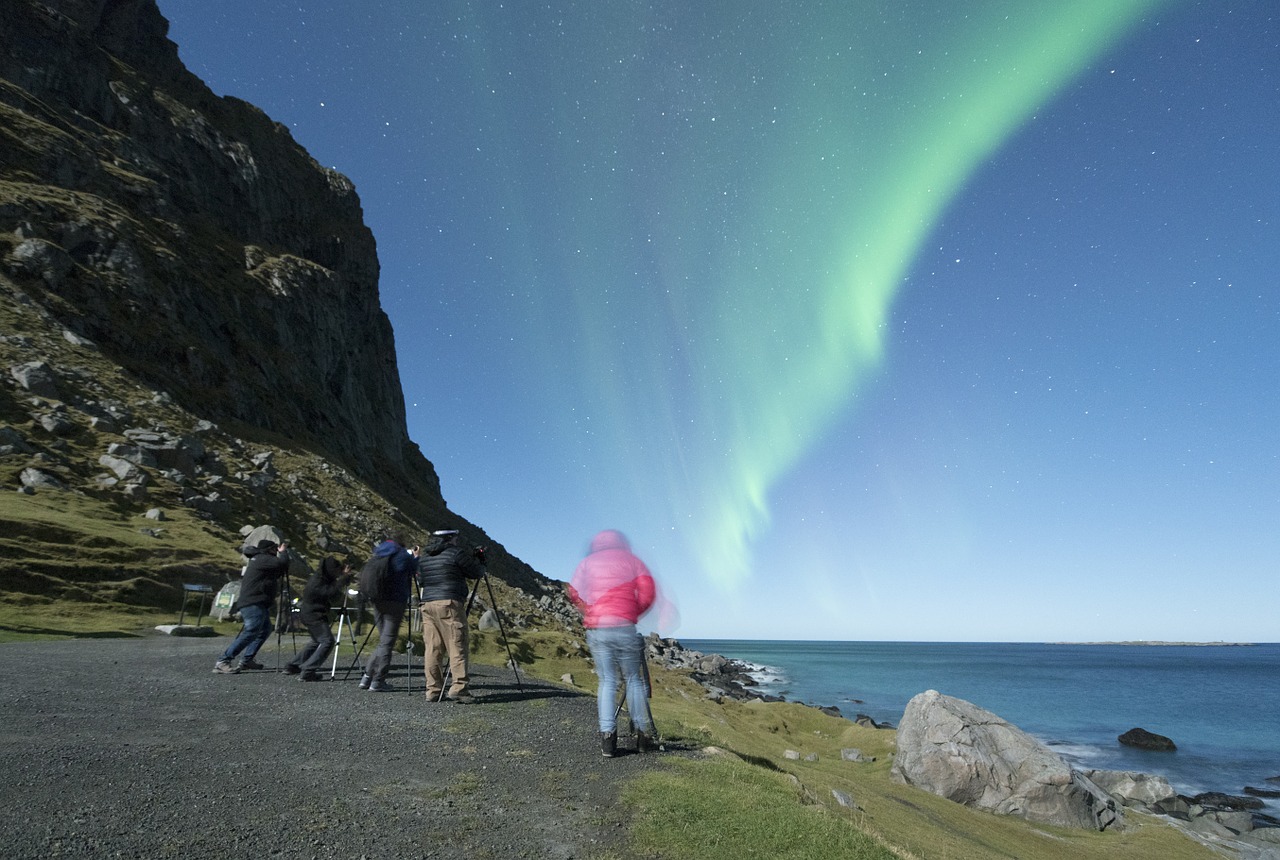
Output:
top-left (680, 638), bottom-right (1280, 814)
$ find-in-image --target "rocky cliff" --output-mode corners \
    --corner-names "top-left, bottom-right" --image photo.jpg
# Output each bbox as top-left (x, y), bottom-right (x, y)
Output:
top-left (0, 0), bottom-right (551, 610)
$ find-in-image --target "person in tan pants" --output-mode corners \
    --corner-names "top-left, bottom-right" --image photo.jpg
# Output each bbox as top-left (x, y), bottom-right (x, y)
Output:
top-left (416, 530), bottom-right (484, 702)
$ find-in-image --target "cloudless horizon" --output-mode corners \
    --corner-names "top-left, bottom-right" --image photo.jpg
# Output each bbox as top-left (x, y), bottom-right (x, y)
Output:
top-left (157, 1), bottom-right (1278, 642)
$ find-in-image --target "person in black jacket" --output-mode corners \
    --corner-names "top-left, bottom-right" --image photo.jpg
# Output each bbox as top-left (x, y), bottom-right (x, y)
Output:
top-left (282, 557), bottom-right (353, 681)
top-left (213, 539), bottom-right (290, 674)
top-left (416, 530), bottom-right (484, 702)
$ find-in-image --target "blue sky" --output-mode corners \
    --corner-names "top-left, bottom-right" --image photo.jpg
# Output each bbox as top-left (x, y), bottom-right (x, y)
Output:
top-left (157, 1), bottom-right (1278, 642)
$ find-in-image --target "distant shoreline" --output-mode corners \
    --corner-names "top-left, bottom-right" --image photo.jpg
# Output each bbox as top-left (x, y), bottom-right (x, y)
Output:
top-left (1049, 641), bottom-right (1257, 647)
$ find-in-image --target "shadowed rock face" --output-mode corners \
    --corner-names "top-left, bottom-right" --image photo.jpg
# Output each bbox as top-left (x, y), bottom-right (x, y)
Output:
top-left (0, 0), bottom-right (433, 493)
top-left (891, 690), bottom-right (1124, 831)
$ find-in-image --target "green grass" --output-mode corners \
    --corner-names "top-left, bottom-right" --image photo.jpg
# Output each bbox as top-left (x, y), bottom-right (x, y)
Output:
top-left (625, 755), bottom-right (895, 860)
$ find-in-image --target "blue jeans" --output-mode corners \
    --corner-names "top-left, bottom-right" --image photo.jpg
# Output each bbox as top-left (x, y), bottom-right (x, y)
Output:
top-left (586, 625), bottom-right (653, 734)
top-left (220, 603), bottom-right (273, 663)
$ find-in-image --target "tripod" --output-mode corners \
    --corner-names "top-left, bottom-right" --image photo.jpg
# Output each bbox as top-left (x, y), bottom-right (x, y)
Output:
top-left (272, 556), bottom-right (299, 671)
top-left (431, 567), bottom-right (525, 702)
top-left (329, 588), bottom-right (364, 678)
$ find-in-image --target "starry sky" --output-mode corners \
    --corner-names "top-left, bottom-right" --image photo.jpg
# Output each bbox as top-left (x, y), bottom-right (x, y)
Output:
top-left (157, 1), bottom-right (1278, 642)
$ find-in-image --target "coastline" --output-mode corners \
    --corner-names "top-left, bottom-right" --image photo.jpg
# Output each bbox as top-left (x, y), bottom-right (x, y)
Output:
top-left (656, 635), bottom-right (1280, 838)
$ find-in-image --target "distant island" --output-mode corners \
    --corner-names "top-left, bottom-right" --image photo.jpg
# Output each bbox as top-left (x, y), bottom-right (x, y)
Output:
top-left (1050, 641), bottom-right (1257, 647)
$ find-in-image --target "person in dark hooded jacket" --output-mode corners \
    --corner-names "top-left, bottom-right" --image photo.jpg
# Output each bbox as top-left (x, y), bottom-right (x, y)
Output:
top-left (283, 557), bottom-right (353, 681)
top-left (359, 533), bottom-right (416, 692)
top-left (213, 539), bottom-right (289, 674)
top-left (416, 530), bottom-right (484, 702)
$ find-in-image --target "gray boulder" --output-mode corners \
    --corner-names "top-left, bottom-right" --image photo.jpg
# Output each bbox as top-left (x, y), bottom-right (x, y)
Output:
top-left (1083, 769), bottom-right (1177, 811)
top-left (10, 360), bottom-right (60, 399)
top-left (892, 690), bottom-right (1123, 831)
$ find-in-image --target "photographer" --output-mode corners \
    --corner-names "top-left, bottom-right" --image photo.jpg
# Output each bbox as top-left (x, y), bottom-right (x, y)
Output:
top-left (359, 533), bottom-right (415, 692)
top-left (213, 539), bottom-right (289, 674)
top-left (416, 530), bottom-right (484, 703)
top-left (283, 556), bottom-right (353, 681)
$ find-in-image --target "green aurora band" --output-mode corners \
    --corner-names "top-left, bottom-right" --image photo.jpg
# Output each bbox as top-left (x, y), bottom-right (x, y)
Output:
top-left (459, 0), bottom-right (1177, 587)
top-left (678, 1), bottom-right (1175, 585)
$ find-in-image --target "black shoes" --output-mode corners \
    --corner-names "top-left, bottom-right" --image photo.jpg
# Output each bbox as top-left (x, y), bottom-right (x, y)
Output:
top-left (448, 692), bottom-right (476, 704)
top-left (282, 664), bottom-right (302, 675)
top-left (298, 671), bottom-right (321, 682)
top-left (635, 730), bottom-right (655, 753)
top-left (601, 731), bottom-right (617, 758)
top-left (238, 659), bottom-right (265, 671)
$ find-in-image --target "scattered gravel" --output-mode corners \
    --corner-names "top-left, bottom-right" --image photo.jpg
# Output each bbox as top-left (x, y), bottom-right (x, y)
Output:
top-left (0, 635), bottom-right (677, 859)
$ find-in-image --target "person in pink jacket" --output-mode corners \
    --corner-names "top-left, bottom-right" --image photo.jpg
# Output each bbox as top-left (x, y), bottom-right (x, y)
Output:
top-left (567, 529), bottom-right (657, 757)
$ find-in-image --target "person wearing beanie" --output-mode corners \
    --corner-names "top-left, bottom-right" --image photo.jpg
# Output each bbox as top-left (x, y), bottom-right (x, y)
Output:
top-left (213, 539), bottom-right (290, 674)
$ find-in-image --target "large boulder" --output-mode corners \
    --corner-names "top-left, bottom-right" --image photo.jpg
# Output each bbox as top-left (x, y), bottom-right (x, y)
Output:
top-left (892, 690), bottom-right (1124, 831)
top-left (1083, 769), bottom-right (1177, 812)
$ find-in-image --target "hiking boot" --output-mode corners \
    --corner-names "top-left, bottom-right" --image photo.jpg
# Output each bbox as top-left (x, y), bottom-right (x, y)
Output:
top-left (238, 658), bottom-right (265, 670)
top-left (601, 731), bottom-right (617, 758)
top-left (282, 664), bottom-right (301, 675)
top-left (368, 679), bottom-right (397, 692)
top-left (358, 674), bottom-right (372, 690)
top-left (635, 730), bottom-right (655, 753)
top-left (448, 692), bottom-right (476, 704)
top-left (212, 660), bottom-right (240, 675)
top-left (424, 691), bottom-right (443, 702)
top-left (298, 671), bottom-right (321, 682)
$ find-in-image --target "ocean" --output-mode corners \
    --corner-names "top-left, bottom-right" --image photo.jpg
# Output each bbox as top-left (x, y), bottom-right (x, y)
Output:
top-left (681, 639), bottom-right (1280, 812)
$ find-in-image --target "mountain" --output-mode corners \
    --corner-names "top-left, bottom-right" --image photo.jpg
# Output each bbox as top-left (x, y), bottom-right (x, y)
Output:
top-left (0, 0), bottom-right (556, 617)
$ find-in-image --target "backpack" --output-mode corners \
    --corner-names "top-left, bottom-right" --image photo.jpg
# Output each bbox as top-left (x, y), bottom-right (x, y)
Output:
top-left (357, 554), bottom-right (392, 601)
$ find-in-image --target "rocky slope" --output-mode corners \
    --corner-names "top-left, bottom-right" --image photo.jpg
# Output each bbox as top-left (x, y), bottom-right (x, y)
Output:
top-left (0, 0), bottom-right (551, 607)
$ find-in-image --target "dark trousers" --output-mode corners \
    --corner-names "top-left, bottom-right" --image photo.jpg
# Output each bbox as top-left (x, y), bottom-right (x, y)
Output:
top-left (365, 600), bottom-right (405, 681)
top-left (287, 618), bottom-right (336, 673)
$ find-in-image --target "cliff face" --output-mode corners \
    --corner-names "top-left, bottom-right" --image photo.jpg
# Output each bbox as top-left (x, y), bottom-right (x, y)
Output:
top-left (0, 0), bottom-right (553, 602)
top-left (0, 0), bottom-right (425, 488)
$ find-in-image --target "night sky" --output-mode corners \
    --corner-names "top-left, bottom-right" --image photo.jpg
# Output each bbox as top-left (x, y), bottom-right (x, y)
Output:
top-left (157, 1), bottom-right (1278, 642)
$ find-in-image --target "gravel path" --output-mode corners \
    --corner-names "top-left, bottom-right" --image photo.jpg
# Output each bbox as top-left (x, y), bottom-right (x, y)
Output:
top-left (0, 634), bottom-right (675, 859)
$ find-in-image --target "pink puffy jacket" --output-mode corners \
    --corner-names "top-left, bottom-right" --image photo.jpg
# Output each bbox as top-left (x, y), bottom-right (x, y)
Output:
top-left (567, 530), bottom-right (656, 629)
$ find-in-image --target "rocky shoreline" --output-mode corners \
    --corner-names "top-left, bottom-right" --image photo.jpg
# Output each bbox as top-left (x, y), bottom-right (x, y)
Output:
top-left (644, 634), bottom-right (1280, 855)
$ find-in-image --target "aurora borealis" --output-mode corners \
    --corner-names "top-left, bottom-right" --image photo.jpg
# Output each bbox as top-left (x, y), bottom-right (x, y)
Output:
top-left (161, 1), bottom-right (1278, 641)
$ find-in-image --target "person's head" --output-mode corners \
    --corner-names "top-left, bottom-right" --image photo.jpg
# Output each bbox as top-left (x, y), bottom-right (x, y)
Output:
top-left (432, 529), bottom-right (460, 546)
top-left (388, 532), bottom-right (409, 548)
top-left (588, 529), bottom-right (630, 553)
top-left (257, 538), bottom-right (278, 555)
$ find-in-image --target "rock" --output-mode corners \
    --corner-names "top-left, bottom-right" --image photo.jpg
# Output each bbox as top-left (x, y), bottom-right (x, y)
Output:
top-left (1192, 791), bottom-right (1265, 811)
top-left (831, 789), bottom-right (860, 809)
top-left (38, 413), bottom-right (76, 436)
top-left (0, 427), bottom-right (34, 455)
top-left (1244, 786), bottom-right (1280, 798)
top-left (1118, 727), bottom-right (1177, 751)
top-left (841, 748), bottom-right (875, 763)
top-left (99, 454), bottom-right (145, 482)
top-left (892, 690), bottom-right (1123, 831)
top-left (478, 609), bottom-right (501, 631)
top-left (783, 750), bottom-right (800, 760)
top-left (9, 361), bottom-right (60, 399)
top-left (20, 468), bottom-right (65, 491)
top-left (854, 713), bottom-right (892, 729)
top-left (559, 673), bottom-right (575, 687)
top-left (1083, 770), bottom-right (1176, 811)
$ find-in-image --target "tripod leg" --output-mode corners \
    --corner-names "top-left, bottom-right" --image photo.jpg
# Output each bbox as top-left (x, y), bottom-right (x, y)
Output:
top-left (482, 570), bottom-right (525, 694)
top-left (343, 617), bottom-right (378, 680)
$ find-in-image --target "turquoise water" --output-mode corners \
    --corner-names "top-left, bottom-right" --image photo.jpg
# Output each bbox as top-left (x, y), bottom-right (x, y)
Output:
top-left (682, 640), bottom-right (1280, 810)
